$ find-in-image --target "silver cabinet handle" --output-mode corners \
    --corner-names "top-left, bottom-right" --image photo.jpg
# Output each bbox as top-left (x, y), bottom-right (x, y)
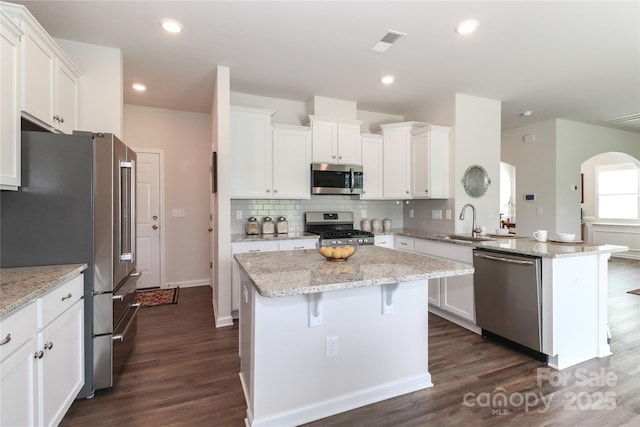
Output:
top-left (0, 334), bottom-right (10, 346)
top-left (248, 249), bottom-right (261, 253)
top-left (294, 246), bottom-right (304, 250)
top-left (34, 350), bottom-right (44, 359)
top-left (112, 303), bottom-right (141, 342)
top-left (61, 293), bottom-right (72, 301)
top-left (113, 294), bottom-right (124, 301)
top-left (130, 272), bottom-right (142, 277)
top-left (474, 252), bottom-right (534, 265)
top-left (44, 341), bottom-right (53, 350)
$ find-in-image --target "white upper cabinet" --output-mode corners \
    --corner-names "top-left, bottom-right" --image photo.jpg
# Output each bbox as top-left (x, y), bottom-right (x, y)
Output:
top-left (308, 116), bottom-right (363, 165)
top-left (0, 9), bottom-right (22, 190)
top-left (4, 2), bottom-right (79, 134)
top-left (411, 125), bottom-right (451, 199)
top-left (381, 121), bottom-right (427, 199)
top-left (230, 107), bottom-right (311, 199)
top-left (272, 123), bottom-right (311, 199)
top-left (360, 133), bottom-right (383, 199)
top-left (230, 106), bottom-right (274, 198)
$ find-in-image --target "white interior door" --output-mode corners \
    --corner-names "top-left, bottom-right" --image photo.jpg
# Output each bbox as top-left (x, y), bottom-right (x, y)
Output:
top-left (136, 150), bottom-right (163, 289)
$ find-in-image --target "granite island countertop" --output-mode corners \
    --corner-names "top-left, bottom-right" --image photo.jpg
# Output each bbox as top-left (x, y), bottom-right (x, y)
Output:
top-left (234, 245), bottom-right (473, 298)
top-left (390, 228), bottom-right (629, 258)
top-left (0, 263), bottom-right (87, 318)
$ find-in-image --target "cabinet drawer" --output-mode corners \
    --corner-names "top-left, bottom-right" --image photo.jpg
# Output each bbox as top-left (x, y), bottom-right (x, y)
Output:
top-left (395, 236), bottom-right (414, 252)
top-left (39, 274), bottom-right (83, 328)
top-left (278, 239), bottom-right (317, 251)
top-left (0, 302), bottom-right (37, 360)
top-left (232, 241), bottom-right (279, 254)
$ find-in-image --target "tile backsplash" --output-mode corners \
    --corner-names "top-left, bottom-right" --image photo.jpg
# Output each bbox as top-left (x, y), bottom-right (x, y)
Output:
top-left (230, 196), bottom-right (404, 234)
top-left (402, 199), bottom-right (456, 235)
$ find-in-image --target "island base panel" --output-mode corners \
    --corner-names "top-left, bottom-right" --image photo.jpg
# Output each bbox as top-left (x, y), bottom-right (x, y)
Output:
top-left (240, 274), bottom-right (432, 426)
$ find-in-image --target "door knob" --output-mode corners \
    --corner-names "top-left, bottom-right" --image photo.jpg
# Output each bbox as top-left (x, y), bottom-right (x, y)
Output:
top-left (208, 227), bottom-right (213, 232)
top-left (152, 225), bottom-right (159, 230)
top-left (153, 215), bottom-right (158, 220)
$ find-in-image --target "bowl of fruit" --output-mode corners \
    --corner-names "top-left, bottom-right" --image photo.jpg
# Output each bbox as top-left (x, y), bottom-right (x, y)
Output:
top-left (316, 241), bottom-right (357, 262)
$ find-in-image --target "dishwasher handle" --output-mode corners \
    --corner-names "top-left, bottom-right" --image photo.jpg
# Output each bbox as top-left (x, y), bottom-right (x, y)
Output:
top-left (474, 252), bottom-right (534, 266)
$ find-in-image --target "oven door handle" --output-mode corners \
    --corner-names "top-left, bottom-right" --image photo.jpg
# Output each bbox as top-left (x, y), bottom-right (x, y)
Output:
top-left (112, 303), bottom-right (141, 342)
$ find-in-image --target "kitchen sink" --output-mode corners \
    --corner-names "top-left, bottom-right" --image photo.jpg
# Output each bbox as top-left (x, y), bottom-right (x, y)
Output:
top-left (440, 234), bottom-right (495, 242)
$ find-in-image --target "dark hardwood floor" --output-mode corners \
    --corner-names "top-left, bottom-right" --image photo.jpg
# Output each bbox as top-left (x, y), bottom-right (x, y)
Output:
top-left (61, 258), bottom-right (640, 426)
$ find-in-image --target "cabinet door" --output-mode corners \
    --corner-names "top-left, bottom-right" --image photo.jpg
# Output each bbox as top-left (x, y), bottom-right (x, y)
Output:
top-left (272, 126), bottom-right (311, 199)
top-left (394, 236), bottom-right (414, 252)
top-left (0, 339), bottom-right (37, 427)
top-left (0, 12), bottom-right (21, 190)
top-left (361, 135), bottom-right (383, 199)
top-left (441, 275), bottom-right (475, 322)
top-left (383, 127), bottom-right (411, 199)
top-left (426, 127), bottom-right (450, 199)
top-left (22, 29), bottom-right (55, 127)
top-left (428, 278), bottom-right (441, 307)
top-left (411, 131), bottom-right (430, 198)
top-left (311, 119), bottom-right (338, 163)
top-left (336, 123), bottom-right (360, 164)
top-left (54, 60), bottom-right (78, 134)
top-left (230, 107), bottom-right (274, 198)
top-left (39, 300), bottom-right (84, 427)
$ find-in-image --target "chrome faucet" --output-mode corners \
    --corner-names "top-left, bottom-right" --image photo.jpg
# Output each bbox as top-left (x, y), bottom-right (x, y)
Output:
top-left (459, 203), bottom-right (482, 238)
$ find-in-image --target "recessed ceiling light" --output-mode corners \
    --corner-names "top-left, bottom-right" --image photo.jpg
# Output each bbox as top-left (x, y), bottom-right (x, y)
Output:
top-left (132, 83), bottom-right (146, 92)
top-left (381, 75), bottom-right (395, 85)
top-left (161, 18), bottom-right (183, 33)
top-left (455, 19), bottom-right (480, 35)
top-left (520, 110), bottom-right (533, 117)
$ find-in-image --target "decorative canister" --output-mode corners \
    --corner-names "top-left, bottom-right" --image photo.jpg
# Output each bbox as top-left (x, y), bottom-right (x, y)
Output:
top-left (382, 218), bottom-right (392, 233)
top-left (245, 217), bottom-right (259, 235)
top-left (360, 218), bottom-right (371, 232)
top-left (371, 218), bottom-right (381, 233)
top-left (261, 216), bottom-right (275, 234)
top-left (276, 216), bottom-right (288, 234)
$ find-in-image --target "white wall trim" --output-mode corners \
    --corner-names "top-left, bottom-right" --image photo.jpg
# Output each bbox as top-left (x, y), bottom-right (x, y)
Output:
top-left (586, 222), bottom-right (639, 260)
top-left (133, 148), bottom-right (167, 288)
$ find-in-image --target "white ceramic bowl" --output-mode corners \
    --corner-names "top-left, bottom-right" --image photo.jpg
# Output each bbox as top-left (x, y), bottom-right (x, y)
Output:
top-left (495, 228), bottom-right (509, 235)
top-left (556, 233), bottom-right (575, 242)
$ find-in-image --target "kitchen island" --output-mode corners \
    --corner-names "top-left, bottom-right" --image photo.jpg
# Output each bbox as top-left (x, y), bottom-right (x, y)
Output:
top-left (234, 245), bottom-right (473, 427)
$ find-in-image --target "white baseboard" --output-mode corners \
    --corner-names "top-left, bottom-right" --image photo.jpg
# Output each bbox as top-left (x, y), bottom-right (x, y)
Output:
top-left (248, 374), bottom-right (432, 427)
top-left (165, 278), bottom-right (210, 289)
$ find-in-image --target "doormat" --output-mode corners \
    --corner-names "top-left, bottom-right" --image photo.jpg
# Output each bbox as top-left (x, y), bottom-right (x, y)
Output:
top-left (135, 288), bottom-right (179, 307)
top-left (627, 289), bottom-right (640, 296)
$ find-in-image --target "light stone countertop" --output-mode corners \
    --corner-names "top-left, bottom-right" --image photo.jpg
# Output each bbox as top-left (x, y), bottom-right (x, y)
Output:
top-left (392, 229), bottom-right (629, 258)
top-left (234, 245), bottom-right (473, 298)
top-left (231, 231), bottom-right (319, 243)
top-left (0, 264), bottom-right (87, 318)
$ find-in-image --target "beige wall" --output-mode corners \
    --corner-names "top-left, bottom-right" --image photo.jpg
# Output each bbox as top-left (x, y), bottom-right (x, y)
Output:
top-left (124, 104), bottom-right (211, 287)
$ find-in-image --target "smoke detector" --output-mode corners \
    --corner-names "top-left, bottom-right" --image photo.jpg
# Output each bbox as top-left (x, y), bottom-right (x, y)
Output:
top-left (371, 30), bottom-right (407, 53)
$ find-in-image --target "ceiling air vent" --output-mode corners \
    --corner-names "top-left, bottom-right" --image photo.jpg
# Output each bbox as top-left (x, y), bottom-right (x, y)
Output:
top-left (604, 113), bottom-right (640, 124)
top-left (371, 30), bottom-right (407, 53)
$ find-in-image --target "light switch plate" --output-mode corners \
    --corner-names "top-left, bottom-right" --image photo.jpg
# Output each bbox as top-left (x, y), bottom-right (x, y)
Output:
top-left (172, 208), bottom-right (185, 218)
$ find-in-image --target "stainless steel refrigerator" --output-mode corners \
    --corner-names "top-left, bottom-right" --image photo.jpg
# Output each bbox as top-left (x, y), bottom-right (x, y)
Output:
top-left (1, 130), bottom-right (140, 398)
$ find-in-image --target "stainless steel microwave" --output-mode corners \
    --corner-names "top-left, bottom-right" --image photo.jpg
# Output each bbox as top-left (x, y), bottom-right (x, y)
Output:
top-left (311, 163), bottom-right (363, 195)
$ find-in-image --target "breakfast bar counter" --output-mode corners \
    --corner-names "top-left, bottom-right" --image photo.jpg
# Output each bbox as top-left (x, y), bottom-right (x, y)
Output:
top-left (234, 246), bottom-right (473, 427)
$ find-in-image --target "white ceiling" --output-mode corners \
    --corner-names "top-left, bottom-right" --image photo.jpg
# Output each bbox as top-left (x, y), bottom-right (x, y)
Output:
top-left (11, 0), bottom-right (640, 132)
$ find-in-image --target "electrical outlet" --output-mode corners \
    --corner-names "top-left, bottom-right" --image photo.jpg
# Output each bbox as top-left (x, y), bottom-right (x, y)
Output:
top-left (409, 208), bottom-right (415, 218)
top-left (432, 210), bottom-right (442, 220)
top-left (325, 336), bottom-right (338, 359)
top-left (236, 210), bottom-right (243, 219)
top-left (361, 210), bottom-right (367, 218)
top-left (445, 210), bottom-right (452, 220)
top-left (537, 208), bottom-right (543, 216)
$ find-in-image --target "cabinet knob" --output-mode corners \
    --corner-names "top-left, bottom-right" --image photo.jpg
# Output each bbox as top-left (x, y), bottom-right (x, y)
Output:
top-left (332, 155), bottom-right (336, 159)
top-left (406, 190), bottom-right (410, 194)
top-left (266, 189), bottom-right (270, 193)
top-left (34, 350), bottom-right (44, 359)
top-left (338, 156), bottom-right (342, 160)
top-left (53, 115), bottom-right (59, 122)
top-left (274, 189), bottom-right (278, 193)
top-left (59, 117), bottom-right (64, 123)
top-left (44, 341), bottom-right (53, 350)
top-left (425, 189), bottom-right (429, 193)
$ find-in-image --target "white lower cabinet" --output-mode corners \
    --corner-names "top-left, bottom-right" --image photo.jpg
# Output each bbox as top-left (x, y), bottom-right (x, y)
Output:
top-left (413, 239), bottom-right (475, 323)
top-left (0, 273), bottom-right (84, 427)
top-left (374, 235), bottom-right (394, 249)
top-left (231, 239), bottom-right (318, 314)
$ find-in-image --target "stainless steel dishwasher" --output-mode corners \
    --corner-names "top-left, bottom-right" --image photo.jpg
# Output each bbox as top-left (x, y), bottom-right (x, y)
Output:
top-left (473, 249), bottom-right (544, 358)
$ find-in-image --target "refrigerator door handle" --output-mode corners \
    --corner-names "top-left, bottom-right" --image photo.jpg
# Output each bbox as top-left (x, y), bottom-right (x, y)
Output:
top-left (119, 160), bottom-right (135, 262)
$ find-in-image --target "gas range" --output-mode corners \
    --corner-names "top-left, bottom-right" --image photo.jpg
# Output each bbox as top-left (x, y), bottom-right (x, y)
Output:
top-left (304, 211), bottom-right (375, 245)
